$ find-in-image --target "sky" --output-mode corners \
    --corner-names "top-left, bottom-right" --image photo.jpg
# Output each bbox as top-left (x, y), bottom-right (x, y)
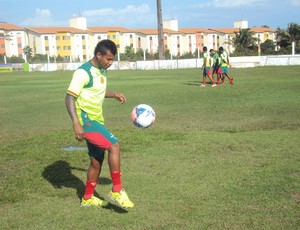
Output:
top-left (0, 0), bottom-right (299, 30)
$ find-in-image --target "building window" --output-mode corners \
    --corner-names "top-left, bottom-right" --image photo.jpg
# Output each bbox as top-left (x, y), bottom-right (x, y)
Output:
top-left (18, 43), bottom-right (22, 48)
top-left (150, 36), bottom-right (152, 41)
top-left (82, 45), bottom-right (86, 49)
top-left (45, 46), bottom-right (49, 51)
top-left (82, 35), bottom-right (85, 40)
top-left (130, 34), bottom-right (133, 38)
top-left (45, 36), bottom-right (48, 40)
top-left (98, 35), bottom-right (101, 40)
top-left (112, 35), bottom-right (116, 39)
top-left (57, 46), bottom-right (61, 50)
top-left (56, 36), bottom-right (60, 40)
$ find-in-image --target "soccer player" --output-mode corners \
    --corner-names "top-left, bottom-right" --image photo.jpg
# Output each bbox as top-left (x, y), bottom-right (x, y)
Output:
top-left (219, 47), bottom-right (233, 85)
top-left (209, 49), bottom-right (221, 85)
top-left (200, 46), bottom-right (217, 87)
top-left (65, 40), bottom-right (134, 209)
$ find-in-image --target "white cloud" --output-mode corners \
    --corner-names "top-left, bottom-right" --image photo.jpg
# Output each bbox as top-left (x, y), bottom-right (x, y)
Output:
top-left (213, 0), bottom-right (266, 7)
top-left (20, 8), bottom-right (66, 26)
top-left (291, 0), bottom-right (300, 5)
top-left (191, 0), bottom-right (267, 8)
top-left (82, 4), bottom-right (155, 27)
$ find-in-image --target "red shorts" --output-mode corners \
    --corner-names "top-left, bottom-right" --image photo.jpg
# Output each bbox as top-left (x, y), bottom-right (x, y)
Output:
top-left (80, 111), bottom-right (118, 158)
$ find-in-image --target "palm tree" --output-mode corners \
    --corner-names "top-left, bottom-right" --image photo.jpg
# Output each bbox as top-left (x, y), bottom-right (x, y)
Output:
top-left (276, 23), bottom-right (300, 50)
top-left (22, 46), bottom-right (33, 62)
top-left (231, 28), bottom-right (259, 55)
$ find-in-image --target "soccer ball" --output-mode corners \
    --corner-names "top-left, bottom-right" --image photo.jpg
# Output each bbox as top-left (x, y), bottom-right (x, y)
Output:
top-left (131, 104), bottom-right (155, 128)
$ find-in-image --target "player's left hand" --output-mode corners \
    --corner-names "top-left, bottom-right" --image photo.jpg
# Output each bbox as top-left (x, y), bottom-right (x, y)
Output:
top-left (114, 93), bottom-right (126, 104)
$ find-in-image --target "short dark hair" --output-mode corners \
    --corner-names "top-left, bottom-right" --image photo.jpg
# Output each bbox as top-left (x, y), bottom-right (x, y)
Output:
top-left (209, 49), bottom-right (214, 52)
top-left (94, 39), bottom-right (117, 56)
top-left (203, 46), bottom-right (207, 52)
top-left (219, 47), bottom-right (224, 52)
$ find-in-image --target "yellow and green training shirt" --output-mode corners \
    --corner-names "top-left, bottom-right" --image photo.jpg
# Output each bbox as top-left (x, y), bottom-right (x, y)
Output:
top-left (67, 61), bottom-right (107, 125)
top-left (203, 52), bottom-right (211, 67)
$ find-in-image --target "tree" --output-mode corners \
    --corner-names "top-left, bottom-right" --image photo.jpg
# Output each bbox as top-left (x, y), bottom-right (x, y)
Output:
top-left (31, 54), bottom-right (48, 63)
top-left (22, 46), bottom-right (33, 62)
top-left (0, 54), bottom-right (5, 63)
top-left (260, 39), bottom-right (276, 55)
top-left (135, 48), bottom-right (145, 60)
top-left (231, 28), bottom-right (259, 56)
top-left (56, 54), bottom-right (64, 63)
top-left (276, 23), bottom-right (300, 53)
top-left (123, 46), bottom-right (135, 61)
top-left (7, 55), bottom-right (25, 63)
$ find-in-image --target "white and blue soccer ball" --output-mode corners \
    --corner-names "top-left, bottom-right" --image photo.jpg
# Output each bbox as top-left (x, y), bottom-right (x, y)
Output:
top-left (131, 104), bottom-right (155, 128)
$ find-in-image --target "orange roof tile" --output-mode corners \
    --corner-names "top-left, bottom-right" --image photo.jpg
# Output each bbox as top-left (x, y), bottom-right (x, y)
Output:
top-left (208, 28), bottom-right (239, 34)
top-left (0, 23), bottom-right (24, 31)
top-left (250, 27), bottom-right (278, 33)
top-left (88, 26), bottom-right (132, 33)
top-left (136, 28), bottom-right (182, 35)
top-left (209, 27), bottom-right (277, 34)
top-left (26, 27), bottom-right (88, 34)
top-left (179, 28), bottom-right (212, 34)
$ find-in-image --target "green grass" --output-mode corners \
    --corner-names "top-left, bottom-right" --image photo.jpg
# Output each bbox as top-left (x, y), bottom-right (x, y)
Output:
top-left (0, 66), bottom-right (299, 229)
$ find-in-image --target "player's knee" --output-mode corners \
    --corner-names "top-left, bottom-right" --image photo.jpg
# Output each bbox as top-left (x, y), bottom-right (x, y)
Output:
top-left (90, 158), bottom-right (101, 170)
top-left (109, 142), bottom-right (120, 153)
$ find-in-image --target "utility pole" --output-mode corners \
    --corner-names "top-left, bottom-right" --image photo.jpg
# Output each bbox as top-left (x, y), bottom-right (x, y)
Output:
top-left (157, 0), bottom-right (165, 59)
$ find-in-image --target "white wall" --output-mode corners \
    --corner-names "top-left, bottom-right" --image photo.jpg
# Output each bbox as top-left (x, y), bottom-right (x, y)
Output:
top-left (29, 55), bottom-right (300, 71)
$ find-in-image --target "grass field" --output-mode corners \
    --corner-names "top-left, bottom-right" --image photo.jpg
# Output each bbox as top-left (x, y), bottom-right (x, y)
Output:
top-left (0, 66), bottom-right (299, 229)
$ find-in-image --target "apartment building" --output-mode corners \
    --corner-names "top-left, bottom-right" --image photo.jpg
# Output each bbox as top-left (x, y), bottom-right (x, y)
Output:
top-left (25, 26), bottom-right (91, 62)
top-left (0, 23), bottom-right (26, 59)
top-left (0, 18), bottom-right (278, 62)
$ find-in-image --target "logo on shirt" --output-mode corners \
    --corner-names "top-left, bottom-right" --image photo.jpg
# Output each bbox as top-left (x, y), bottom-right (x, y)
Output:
top-left (100, 77), bottom-right (105, 84)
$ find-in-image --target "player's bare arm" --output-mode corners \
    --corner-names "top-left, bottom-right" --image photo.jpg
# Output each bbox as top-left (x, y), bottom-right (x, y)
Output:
top-left (65, 94), bottom-right (84, 141)
top-left (105, 91), bottom-right (126, 104)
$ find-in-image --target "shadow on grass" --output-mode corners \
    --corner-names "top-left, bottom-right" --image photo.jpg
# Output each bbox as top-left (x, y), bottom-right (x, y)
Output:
top-left (183, 80), bottom-right (200, 86)
top-left (42, 160), bottom-right (128, 213)
top-left (183, 80), bottom-right (215, 86)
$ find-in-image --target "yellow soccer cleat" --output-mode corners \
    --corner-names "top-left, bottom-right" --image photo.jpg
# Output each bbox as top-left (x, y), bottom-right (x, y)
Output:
top-left (108, 189), bottom-right (134, 209)
top-left (81, 195), bottom-right (108, 207)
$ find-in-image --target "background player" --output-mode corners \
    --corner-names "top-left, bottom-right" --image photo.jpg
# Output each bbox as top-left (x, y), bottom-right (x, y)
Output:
top-left (210, 49), bottom-right (221, 85)
top-left (219, 46), bottom-right (233, 85)
top-left (201, 46), bottom-right (217, 87)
